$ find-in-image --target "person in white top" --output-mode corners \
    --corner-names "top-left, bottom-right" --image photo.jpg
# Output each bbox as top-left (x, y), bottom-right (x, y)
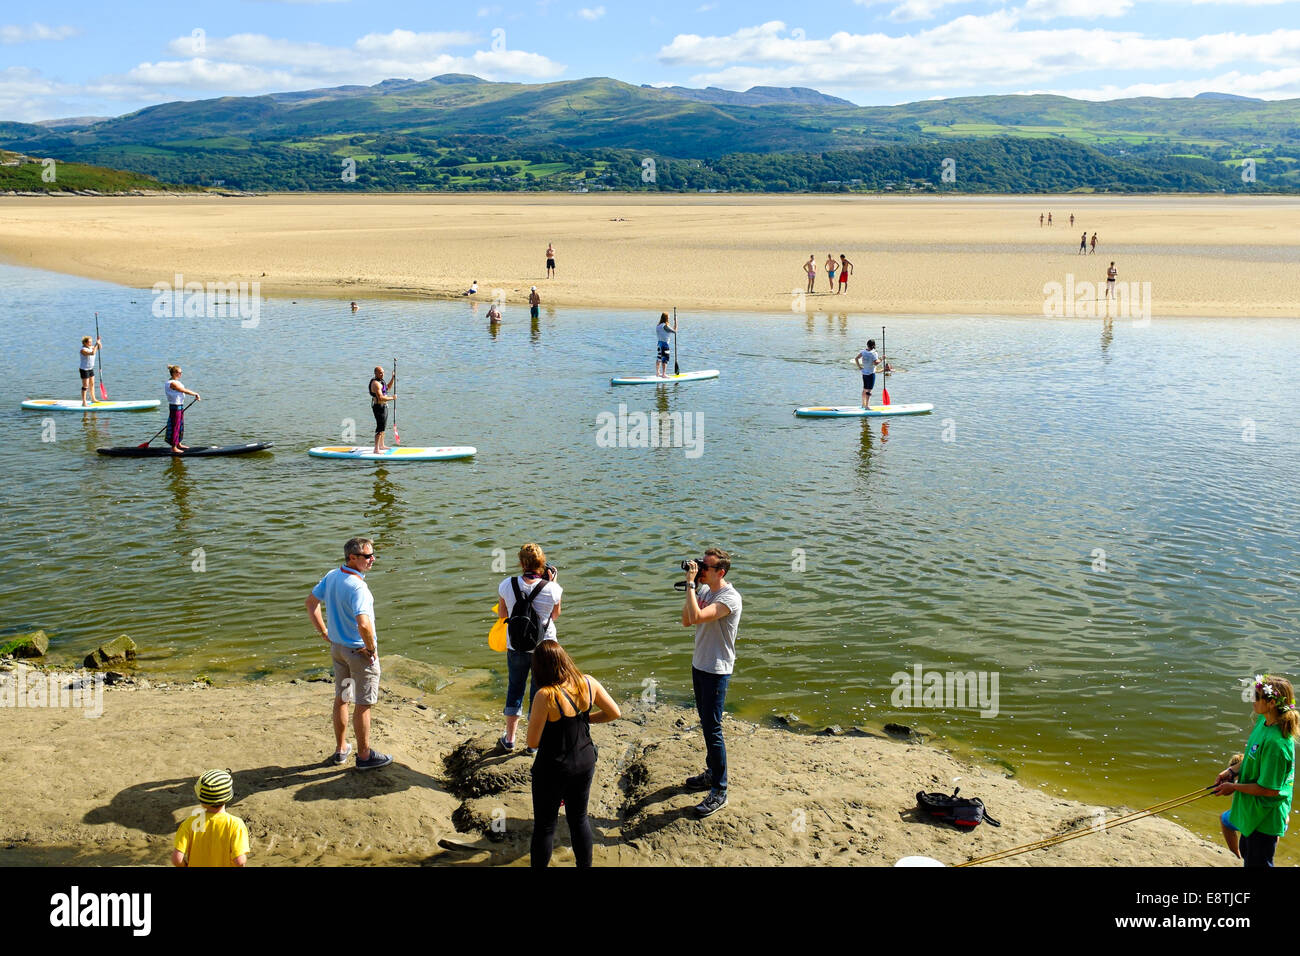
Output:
top-left (164, 364), bottom-right (201, 454)
top-left (495, 542), bottom-right (563, 752)
top-left (853, 340), bottom-right (890, 409)
top-left (655, 311), bottom-right (677, 378)
top-left (78, 335), bottom-right (101, 406)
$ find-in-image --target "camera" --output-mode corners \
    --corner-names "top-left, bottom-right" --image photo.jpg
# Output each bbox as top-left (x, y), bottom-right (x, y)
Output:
top-left (674, 558), bottom-right (706, 591)
top-left (545, 563), bottom-right (557, 578)
top-left (679, 558), bottom-right (706, 571)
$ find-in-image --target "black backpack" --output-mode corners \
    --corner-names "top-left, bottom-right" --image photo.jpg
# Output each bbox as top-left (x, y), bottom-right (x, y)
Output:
top-left (506, 578), bottom-right (549, 652)
top-left (916, 788), bottom-right (1001, 830)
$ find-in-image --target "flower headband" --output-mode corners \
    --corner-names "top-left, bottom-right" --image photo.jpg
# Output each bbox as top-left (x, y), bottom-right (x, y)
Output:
top-left (1254, 674), bottom-right (1295, 712)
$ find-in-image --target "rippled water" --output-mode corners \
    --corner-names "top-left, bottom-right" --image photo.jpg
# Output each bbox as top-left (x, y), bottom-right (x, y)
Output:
top-left (3, 262), bottom-right (1298, 855)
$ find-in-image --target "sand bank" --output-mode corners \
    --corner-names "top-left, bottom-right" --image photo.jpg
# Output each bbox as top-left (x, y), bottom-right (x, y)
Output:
top-left (0, 194), bottom-right (1297, 318)
top-left (0, 658), bottom-right (1232, 867)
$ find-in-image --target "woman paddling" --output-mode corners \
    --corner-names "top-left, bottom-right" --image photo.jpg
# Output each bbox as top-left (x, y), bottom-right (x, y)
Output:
top-left (655, 311), bottom-right (677, 378)
top-left (368, 365), bottom-right (396, 455)
top-left (79, 335), bottom-right (102, 406)
top-left (164, 365), bottom-right (200, 454)
top-left (1214, 674), bottom-right (1298, 867)
top-left (526, 641), bottom-right (621, 867)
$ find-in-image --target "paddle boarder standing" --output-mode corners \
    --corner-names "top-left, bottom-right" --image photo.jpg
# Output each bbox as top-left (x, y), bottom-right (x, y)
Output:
top-left (164, 365), bottom-right (200, 454)
top-left (655, 311), bottom-right (677, 378)
top-left (79, 335), bottom-right (101, 407)
top-left (369, 365), bottom-right (396, 455)
top-left (853, 339), bottom-right (890, 409)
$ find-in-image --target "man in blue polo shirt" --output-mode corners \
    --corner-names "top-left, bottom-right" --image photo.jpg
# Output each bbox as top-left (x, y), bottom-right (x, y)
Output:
top-left (305, 536), bottom-right (393, 769)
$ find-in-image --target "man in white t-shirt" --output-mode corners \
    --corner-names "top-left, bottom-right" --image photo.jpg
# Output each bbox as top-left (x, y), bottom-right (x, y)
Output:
top-left (495, 543), bottom-right (562, 753)
top-left (681, 547), bottom-right (742, 818)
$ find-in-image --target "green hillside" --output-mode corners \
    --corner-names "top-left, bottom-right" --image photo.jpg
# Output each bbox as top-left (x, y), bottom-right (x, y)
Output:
top-left (2, 77), bottom-right (1296, 193)
top-left (0, 150), bottom-right (195, 193)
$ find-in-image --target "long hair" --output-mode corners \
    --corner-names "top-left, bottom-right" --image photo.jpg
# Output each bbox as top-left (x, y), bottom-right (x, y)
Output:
top-left (1262, 675), bottom-right (1300, 740)
top-left (531, 641), bottom-right (588, 710)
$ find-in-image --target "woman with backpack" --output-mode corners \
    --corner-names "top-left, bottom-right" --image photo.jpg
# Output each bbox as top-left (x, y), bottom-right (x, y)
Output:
top-left (526, 642), bottom-right (621, 867)
top-left (495, 543), bottom-right (562, 753)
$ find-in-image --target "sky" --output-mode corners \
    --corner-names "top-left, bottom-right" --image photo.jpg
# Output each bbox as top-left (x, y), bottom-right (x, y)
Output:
top-left (2, 0), bottom-right (1299, 122)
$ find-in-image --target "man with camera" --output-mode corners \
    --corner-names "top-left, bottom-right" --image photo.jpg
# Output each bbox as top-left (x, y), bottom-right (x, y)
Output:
top-left (681, 548), bottom-right (742, 818)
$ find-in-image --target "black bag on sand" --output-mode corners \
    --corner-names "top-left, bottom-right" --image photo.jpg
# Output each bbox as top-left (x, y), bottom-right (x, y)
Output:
top-left (916, 788), bottom-right (1001, 829)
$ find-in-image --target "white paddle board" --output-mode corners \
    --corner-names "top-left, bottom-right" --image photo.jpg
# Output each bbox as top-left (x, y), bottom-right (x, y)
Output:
top-left (795, 403), bottom-right (934, 418)
top-left (610, 370), bottom-right (719, 385)
top-left (308, 445), bottom-right (477, 461)
top-left (22, 399), bottom-right (161, 412)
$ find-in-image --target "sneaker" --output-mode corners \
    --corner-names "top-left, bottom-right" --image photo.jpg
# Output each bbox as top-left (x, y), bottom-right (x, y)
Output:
top-left (356, 750), bottom-right (393, 770)
top-left (684, 770), bottom-right (713, 792)
top-left (526, 747), bottom-right (538, 756)
top-left (330, 743), bottom-right (352, 765)
top-left (497, 734), bottom-right (515, 752)
top-left (694, 789), bottom-right (728, 818)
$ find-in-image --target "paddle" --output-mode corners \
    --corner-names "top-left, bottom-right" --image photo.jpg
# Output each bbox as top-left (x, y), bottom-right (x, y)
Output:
top-left (139, 398), bottom-right (197, 448)
top-left (881, 325), bottom-right (891, 406)
top-left (391, 356), bottom-right (400, 445)
top-left (94, 312), bottom-right (108, 400)
top-left (673, 307), bottom-right (679, 377)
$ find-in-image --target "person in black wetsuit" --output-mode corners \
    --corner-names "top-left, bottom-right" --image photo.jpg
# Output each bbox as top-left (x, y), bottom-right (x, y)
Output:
top-left (525, 641), bottom-right (621, 867)
top-left (368, 365), bottom-right (396, 455)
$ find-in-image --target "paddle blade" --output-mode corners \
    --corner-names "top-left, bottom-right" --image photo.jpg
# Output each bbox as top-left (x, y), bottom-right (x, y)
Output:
top-left (882, 385), bottom-right (891, 406)
top-left (392, 424), bottom-right (401, 445)
top-left (97, 379), bottom-right (109, 401)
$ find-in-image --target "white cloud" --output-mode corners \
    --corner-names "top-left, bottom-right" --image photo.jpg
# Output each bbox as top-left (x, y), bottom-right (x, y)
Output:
top-left (577, 6), bottom-right (606, 20)
top-left (1019, 0), bottom-right (1133, 19)
top-left (1, 23), bottom-right (78, 44)
top-left (660, 17), bottom-right (1300, 98)
top-left (1052, 66), bottom-right (1300, 99)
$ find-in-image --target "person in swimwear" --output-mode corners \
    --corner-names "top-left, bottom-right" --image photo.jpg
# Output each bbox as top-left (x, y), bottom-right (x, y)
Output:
top-left (1105, 261), bottom-right (1118, 299)
top-left (838, 254), bottom-right (853, 294)
top-left (804, 256), bottom-right (816, 294)
top-left (369, 365), bottom-right (397, 455)
top-left (825, 254), bottom-right (838, 293)
top-left (529, 286), bottom-right (541, 320)
top-left (546, 243), bottom-right (556, 278)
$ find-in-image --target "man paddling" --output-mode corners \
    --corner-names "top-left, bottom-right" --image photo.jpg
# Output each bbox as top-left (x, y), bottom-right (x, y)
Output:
top-left (853, 340), bottom-right (890, 409)
top-left (369, 365), bottom-right (396, 455)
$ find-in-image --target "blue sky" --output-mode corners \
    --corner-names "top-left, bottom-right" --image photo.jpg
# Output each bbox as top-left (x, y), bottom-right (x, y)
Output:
top-left (2, 0), bottom-right (1298, 122)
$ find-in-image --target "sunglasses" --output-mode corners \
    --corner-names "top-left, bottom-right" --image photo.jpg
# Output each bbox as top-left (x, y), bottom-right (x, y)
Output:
top-left (354, 552), bottom-right (377, 561)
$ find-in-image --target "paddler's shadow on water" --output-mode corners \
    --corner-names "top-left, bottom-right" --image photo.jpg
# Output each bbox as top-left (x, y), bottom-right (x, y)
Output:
top-left (84, 762), bottom-right (449, 835)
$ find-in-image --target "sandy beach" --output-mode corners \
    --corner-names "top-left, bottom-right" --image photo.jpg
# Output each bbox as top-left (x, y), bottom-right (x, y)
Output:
top-left (0, 657), bottom-right (1233, 867)
top-left (1, 194), bottom-right (1297, 317)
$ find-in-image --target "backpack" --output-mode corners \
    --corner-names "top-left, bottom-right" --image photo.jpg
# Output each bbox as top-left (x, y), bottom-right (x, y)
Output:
top-left (916, 788), bottom-right (1001, 830)
top-left (506, 577), bottom-right (549, 652)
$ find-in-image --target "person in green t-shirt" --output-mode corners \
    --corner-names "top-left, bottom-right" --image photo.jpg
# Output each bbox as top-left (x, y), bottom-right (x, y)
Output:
top-left (1214, 674), bottom-right (1299, 867)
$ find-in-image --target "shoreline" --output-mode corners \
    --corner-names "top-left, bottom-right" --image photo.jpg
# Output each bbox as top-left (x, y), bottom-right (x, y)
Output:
top-left (0, 657), bottom-right (1234, 866)
top-left (1, 194), bottom-right (1298, 318)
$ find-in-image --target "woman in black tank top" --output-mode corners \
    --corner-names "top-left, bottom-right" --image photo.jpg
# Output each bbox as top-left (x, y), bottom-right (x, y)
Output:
top-left (526, 643), bottom-right (622, 867)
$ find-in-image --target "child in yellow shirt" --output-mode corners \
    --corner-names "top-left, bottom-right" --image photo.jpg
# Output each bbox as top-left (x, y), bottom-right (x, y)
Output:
top-left (171, 769), bottom-right (250, 867)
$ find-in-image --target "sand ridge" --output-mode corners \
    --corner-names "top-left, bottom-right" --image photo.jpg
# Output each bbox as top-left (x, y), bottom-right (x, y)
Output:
top-left (0, 194), bottom-right (1297, 318)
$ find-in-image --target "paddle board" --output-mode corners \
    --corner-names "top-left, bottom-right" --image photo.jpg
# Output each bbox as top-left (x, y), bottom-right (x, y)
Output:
top-left (22, 399), bottom-right (161, 412)
top-left (610, 370), bottom-right (719, 385)
top-left (794, 403), bottom-right (934, 418)
top-left (308, 445), bottom-right (477, 461)
top-left (97, 442), bottom-right (274, 457)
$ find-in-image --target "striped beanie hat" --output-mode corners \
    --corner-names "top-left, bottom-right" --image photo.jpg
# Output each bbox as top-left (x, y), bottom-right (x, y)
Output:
top-left (195, 769), bottom-right (234, 806)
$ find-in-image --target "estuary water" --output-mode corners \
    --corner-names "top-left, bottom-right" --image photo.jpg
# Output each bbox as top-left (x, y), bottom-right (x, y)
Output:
top-left (2, 262), bottom-right (1297, 855)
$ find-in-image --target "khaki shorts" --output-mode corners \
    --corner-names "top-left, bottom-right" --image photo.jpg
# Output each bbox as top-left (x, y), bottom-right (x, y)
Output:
top-left (331, 643), bottom-right (381, 706)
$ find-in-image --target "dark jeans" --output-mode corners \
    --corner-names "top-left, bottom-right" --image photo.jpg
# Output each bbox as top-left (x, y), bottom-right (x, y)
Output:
top-left (692, 667), bottom-right (731, 792)
top-left (530, 764), bottom-right (596, 867)
top-left (1242, 830), bottom-right (1279, 867)
top-left (503, 648), bottom-right (538, 717)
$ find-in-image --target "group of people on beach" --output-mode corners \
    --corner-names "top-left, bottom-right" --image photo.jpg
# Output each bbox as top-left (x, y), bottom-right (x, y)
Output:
top-left (804, 254), bottom-right (854, 294)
